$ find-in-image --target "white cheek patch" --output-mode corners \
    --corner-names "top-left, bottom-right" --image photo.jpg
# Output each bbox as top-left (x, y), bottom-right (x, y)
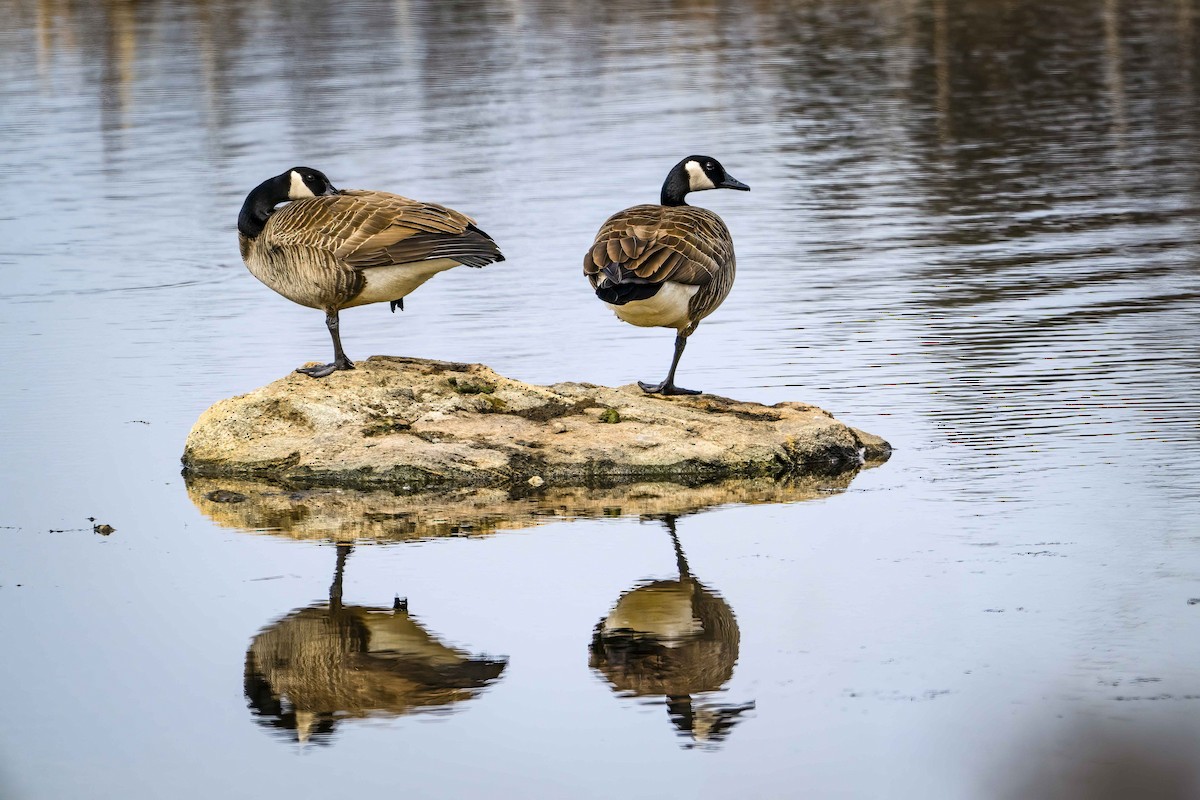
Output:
top-left (289, 170), bottom-right (316, 200)
top-left (685, 160), bottom-right (716, 191)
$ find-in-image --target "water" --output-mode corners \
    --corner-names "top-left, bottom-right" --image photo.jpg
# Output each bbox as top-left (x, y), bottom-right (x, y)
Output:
top-left (3, 0), bottom-right (1200, 796)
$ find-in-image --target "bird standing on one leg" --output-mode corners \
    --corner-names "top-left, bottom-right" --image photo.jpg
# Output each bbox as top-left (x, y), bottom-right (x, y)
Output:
top-left (584, 155), bottom-right (748, 395)
top-left (238, 167), bottom-right (504, 378)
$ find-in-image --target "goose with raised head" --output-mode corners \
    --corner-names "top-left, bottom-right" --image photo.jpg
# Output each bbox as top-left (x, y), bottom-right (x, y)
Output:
top-left (584, 155), bottom-right (749, 395)
top-left (238, 167), bottom-right (504, 378)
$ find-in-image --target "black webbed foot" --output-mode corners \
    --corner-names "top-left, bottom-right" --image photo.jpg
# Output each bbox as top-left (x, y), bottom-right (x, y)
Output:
top-left (638, 380), bottom-right (702, 396)
top-left (390, 298), bottom-right (404, 312)
top-left (296, 357), bottom-right (354, 378)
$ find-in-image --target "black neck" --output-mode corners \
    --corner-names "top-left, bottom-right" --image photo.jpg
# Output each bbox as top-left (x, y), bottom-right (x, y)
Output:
top-left (660, 168), bottom-right (691, 207)
top-left (238, 174), bottom-right (290, 238)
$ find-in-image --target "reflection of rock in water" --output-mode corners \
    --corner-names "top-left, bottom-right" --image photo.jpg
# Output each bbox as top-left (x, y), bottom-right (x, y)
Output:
top-left (245, 546), bottom-right (506, 743)
top-left (185, 472), bottom-right (861, 544)
top-left (589, 518), bottom-right (754, 749)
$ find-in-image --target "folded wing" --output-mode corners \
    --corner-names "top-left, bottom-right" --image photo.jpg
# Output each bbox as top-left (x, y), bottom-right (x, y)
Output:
top-left (266, 190), bottom-right (504, 270)
top-left (583, 205), bottom-right (729, 291)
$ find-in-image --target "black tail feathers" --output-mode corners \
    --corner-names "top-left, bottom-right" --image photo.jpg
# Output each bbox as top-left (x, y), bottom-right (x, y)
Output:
top-left (595, 262), bottom-right (662, 305)
top-left (596, 281), bottom-right (662, 305)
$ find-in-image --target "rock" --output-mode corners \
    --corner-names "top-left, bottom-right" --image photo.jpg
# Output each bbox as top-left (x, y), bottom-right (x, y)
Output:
top-left (181, 356), bottom-right (890, 490)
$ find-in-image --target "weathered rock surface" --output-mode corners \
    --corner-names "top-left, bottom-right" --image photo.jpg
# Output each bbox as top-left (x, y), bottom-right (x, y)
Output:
top-left (182, 356), bottom-right (890, 490)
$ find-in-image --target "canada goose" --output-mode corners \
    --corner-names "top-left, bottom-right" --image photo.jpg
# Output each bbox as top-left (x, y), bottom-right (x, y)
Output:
top-left (584, 155), bottom-right (749, 395)
top-left (238, 167), bottom-right (504, 378)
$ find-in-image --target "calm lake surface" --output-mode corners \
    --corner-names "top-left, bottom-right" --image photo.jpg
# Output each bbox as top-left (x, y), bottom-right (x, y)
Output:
top-left (3, 0), bottom-right (1200, 797)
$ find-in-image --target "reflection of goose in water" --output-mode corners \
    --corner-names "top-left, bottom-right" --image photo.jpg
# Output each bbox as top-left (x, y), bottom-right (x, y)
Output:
top-left (589, 517), bottom-right (754, 749)
top-left (244, 545), bottom-right (507, 744)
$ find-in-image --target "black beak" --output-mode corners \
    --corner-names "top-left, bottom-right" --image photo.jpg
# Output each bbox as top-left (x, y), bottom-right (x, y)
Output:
top-left (719, 175), bottom-right (750, 191)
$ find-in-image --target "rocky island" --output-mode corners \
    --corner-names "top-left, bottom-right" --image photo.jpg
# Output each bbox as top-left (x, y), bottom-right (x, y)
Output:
top-left (182, 356), bottom-right (890, 490)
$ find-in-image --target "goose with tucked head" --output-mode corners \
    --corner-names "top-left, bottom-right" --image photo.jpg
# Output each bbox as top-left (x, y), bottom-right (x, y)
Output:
top-left (584, 155), bottom-right (749, 395)
top-left (238, 167), bottom-right (504, 378)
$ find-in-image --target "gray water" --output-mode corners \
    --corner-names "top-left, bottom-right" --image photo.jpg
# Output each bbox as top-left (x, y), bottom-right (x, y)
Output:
top-left (3, 0), bottom-right (1200, 797)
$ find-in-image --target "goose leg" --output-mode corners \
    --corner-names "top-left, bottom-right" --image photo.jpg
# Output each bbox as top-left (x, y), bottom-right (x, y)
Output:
top-left (297, 309), bottom-right (355, 378)
top-left (639, 333), bottom-right (701, 396)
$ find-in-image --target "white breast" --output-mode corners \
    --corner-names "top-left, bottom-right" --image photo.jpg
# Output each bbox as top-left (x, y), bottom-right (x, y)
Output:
top-left (342, 258), bottom-right (462, 308)
top-left (607, 281), bottom-right (698, 330)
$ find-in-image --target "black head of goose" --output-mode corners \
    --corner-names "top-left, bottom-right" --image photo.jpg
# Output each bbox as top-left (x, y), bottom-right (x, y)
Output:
top-left (583, 155), bottom-right (749, 395)
top-left (238, 167), bottom-right (505, 378)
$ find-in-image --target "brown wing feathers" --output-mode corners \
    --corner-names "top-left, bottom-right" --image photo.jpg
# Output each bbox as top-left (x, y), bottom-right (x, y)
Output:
top-left (584, 205), bottom-right (728, 290)
top-left (353, 226), bottom-right (502, 269)
top-left (267, 190), bottom-right (503, 271)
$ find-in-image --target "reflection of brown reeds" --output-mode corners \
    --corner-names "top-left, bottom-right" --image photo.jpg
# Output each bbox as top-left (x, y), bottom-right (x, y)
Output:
top-left (245, 603), bottom-right (506, 743)
top-left (186, 472), bottom-right (857, 543)
top-left (989, 713), bottom-right (1200, 799)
